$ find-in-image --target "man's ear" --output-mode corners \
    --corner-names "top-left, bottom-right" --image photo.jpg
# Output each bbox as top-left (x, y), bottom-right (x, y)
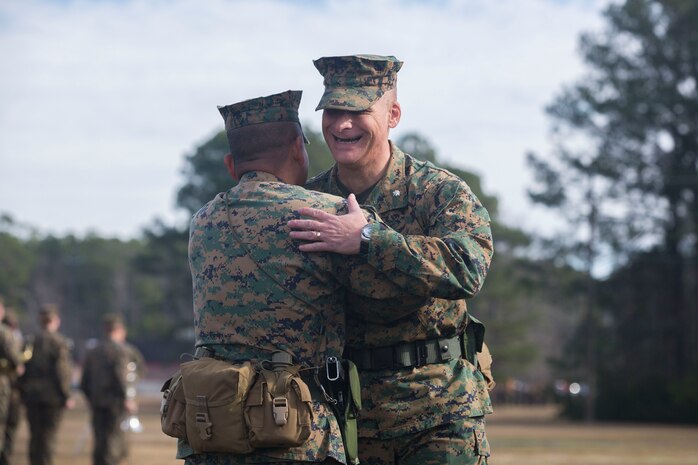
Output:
top-left (290, 135), bottom-right (305, 165)
top-left (223, 153), bottom-right (238, 180)
top-left (388, 101), bottom-right (401, 129)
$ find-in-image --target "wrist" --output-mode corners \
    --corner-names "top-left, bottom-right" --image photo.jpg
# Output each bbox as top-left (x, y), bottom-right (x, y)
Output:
top-left (359, 223), bottom-right (372, 256)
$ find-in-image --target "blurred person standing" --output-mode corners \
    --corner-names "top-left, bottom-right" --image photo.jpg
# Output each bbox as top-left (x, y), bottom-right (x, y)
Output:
top-left (18, 304), bottom-right (74, 465)
top-left (0, 297), bottom-right (23, 456)
top-left (0, 308), bottom-right (26, 465)
top-left (80, 314), bottom-right (145, 465)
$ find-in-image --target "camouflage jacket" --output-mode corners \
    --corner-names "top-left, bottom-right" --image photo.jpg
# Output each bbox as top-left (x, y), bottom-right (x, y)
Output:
top-left (306, 143), bottom-right (495, 439)
top-left (19, 330), bottom-right (73, 406)
top-left (80, 339), bottom-right (145, 409)
top-left (0, 325), bottom-right (21, 380)
top-left (182, 171), bottom-right (416, 464)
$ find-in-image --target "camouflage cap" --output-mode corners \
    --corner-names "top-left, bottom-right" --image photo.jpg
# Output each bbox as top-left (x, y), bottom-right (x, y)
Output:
top-left (218, 90), bottom-right (308, 143)
top-left (313, 54), bottom-right (403, 111)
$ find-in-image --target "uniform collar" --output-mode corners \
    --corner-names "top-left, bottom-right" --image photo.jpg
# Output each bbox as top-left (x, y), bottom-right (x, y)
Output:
top-left (322, 141), bottom-right (410, 211)
top-left (237, 171), bottom-right (285, 185)
top-left (352, 141), bottom-right (410, 210)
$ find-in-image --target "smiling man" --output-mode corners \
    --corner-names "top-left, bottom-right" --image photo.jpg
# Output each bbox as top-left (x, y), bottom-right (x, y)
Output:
top-left (288, 55), bottom-right (495, 465)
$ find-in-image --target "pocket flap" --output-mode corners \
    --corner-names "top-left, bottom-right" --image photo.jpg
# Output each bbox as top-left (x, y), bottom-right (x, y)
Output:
top-left (245, 379), bottom-right (267, 407)
top-left (181, 358), bottom-right (242, 402)
top-left (291, 378), bottom-right (312, 402)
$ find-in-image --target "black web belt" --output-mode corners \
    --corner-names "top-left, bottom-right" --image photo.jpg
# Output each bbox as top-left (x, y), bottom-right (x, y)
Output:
top-left (344, 334), bottom-right (464, 371)
top-left (194, 346), bottom-right (219, 359)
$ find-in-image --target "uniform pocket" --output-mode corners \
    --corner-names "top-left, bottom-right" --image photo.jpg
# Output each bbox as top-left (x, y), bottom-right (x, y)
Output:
top-left (244, 368), bottom-right (313, 448)
top-left (160, 371), bottom-right (187, 440)
top-left (180, 358), bottom-right (256, 454)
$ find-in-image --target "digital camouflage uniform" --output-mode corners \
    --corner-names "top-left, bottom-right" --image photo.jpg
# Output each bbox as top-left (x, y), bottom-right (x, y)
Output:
top-left (19, 326), bottom-right (73, 465)
top-left (0, 312), bottom-right (23, 465)
top-left (308, 55), bottom-right (494, 465)
top-left (180, 91), bottom-right (423, 465)
top-left (80, 335), bottom-right (145, 465)
top-left (0, 324), bottom-right (21, 455)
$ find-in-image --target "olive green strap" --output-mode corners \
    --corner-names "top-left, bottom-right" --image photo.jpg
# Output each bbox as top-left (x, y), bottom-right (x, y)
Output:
top-left (343, 360), bottom-right (361, 464)
top-left (344, 415), bottom-right (359, 465)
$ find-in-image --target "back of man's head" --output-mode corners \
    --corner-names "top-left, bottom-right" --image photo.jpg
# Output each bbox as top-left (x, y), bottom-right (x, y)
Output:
top-left (218, 90), bottom-right (307, 165)
top-left (226, 121), bottom-right (303, 163)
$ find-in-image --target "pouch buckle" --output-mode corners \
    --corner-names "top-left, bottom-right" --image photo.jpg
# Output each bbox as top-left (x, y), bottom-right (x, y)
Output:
top-left (272, 397), bottom-right (289, 426)
top-left (195, 395), bottom-right (213, 440)
top-left (195, 411), bottom-right (213, 440)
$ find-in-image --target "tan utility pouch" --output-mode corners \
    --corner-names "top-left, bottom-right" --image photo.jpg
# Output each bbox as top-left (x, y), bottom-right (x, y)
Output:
top-left (180, 357), bottom-right (256, 454)
top-left (160, 370), bottom-right (187, 440)
top-left (244, 364), bottom-right (313, 448)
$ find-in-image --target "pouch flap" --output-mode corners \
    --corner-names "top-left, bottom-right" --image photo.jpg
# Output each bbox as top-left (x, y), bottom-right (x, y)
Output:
top-left (245, 378), bottom-right (267, 407)
top-left (180, 358), bottom-right (248, 403)
top-left (291, 377), bottom-right (312, 403)
top-left (269, 370), bottom-right (293, 398)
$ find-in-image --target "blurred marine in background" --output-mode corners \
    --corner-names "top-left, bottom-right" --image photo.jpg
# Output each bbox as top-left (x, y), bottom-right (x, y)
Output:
top-left (80, 313), bottom-right (145, 465)
top-left (18, 303), bottom-right (74, 465)
top-left (0, 299), bottom-right (24, 465)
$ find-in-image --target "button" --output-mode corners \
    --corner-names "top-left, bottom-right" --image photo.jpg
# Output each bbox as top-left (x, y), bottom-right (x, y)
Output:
top-left (441, 344), bottom-right (449, 353)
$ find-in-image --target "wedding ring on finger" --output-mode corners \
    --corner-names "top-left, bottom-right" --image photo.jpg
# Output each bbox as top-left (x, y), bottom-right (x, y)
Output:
top-left (315, 231), bottom-right (321, 239)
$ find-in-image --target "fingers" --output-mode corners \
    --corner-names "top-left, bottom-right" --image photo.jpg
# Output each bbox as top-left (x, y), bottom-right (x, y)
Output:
top-left (296, 207), bottom-right (333, 220)
top-left (289, 230), bottom-right (324, 241)
top-left (287, 218), bottom-right (322, 231)
top-left (297, 241), bottom-right (331, 252)
top-left (346, 193), bottom-right (361, 213)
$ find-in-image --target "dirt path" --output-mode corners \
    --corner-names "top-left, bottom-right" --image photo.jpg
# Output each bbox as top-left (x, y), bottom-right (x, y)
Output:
top-left (488, 405), bottom-right (698, 465)
top-left (8, 399), bottom-right (698, 465)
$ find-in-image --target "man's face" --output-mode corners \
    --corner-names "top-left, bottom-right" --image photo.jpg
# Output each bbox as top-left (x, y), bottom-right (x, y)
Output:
top-left (321, 94), bottom-right (400, 168)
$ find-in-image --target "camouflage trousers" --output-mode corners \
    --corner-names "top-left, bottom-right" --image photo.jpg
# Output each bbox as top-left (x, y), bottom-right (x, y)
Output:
top-left (359, 417), bottom-right (490, 465)
top-left (0, 387), bottom-right (20, 465)
top-left (26, 403), bottom-right (66, 465)
top-left (89, 405), bottom-right (128, 465)
top-left (0, 377), bottom-right (11, 452)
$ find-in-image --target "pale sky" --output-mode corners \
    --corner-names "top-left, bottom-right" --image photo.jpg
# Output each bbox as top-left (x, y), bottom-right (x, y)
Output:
top-left (0, 0), bottom-right (611, 239)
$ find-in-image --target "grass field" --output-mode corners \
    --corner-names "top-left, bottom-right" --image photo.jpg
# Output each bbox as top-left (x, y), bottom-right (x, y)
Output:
top-left (8, 396), bottom-right (698, 465)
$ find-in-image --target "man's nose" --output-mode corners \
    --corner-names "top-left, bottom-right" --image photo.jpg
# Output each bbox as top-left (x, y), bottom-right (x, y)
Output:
top-left (335, 112), bottom-right (353, 130)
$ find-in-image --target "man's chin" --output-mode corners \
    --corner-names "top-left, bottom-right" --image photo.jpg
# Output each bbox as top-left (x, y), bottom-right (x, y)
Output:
top-left (330, 147), bottom-right (363, 164)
